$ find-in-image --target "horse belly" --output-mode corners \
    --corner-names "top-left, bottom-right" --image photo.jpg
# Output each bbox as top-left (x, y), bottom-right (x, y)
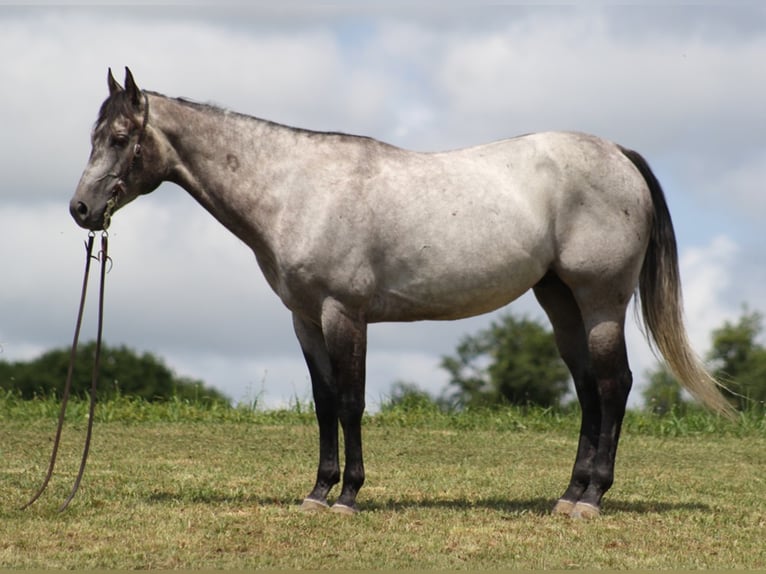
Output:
top-left (366, 246), bottom-right (548, 323)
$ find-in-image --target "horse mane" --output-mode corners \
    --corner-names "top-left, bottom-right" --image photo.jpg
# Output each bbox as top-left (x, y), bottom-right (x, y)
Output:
top-left (160, 92), bottom-right (380, 145)
top-left (95, 89), bottom-right (141, 129)
top-left (97, 88), bottom-right (389, 149)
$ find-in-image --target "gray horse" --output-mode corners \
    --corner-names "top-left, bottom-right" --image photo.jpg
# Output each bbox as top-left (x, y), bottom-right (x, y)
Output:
top-left (71, 68), bottom-right (731, 518)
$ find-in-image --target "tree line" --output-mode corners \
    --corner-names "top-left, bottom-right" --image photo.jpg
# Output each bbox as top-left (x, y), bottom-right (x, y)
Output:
top-left (387, 307), bottom-right (766, 414)
top-left (0, 342), bottom-right (228, 404)
top-left (642, 309), bottom-right (766, 413)
top-left (2, 308), bottom-right (764, 412)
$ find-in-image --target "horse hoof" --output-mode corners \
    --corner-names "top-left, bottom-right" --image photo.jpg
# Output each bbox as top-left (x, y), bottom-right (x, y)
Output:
top-left (300, 498), bottom-right (329, 512)
top-left (330, 503), bottom-right (359, 516)
top-left (570, 502), bottom-right (600, 520)
top-left (552, 499), bottom-right (576, 516)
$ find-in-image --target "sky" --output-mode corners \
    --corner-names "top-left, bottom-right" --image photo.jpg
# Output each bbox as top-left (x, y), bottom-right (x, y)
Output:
top-left (1, 2), bottom-right (764, 410)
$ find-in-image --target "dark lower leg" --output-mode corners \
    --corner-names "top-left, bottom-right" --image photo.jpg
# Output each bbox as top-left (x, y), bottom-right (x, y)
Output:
top-left (532, 274), bottom-right (599, 511)
top-left (331, 360), bottom-right (366, 511)
top-left (334, 402), bottom-right (365, 509)
top-left (305, 418), bottom-right (340, 505)
top-left (304, 355), bottom-right (340, 506)
top-left (559, 425), bottom-right (598, 505)
top-left (558, 374), bottom-right (600, 507)
top-left (322, 304), bottom-right (367, 512)
top-left (570, 319), bottom-right (632, 514)
top-left (576, 369), bottom-right (632, 509)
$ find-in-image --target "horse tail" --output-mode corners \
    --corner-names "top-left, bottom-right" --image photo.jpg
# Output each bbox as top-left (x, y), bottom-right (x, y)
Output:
top-left (620, 146), bottom-right (735, 417)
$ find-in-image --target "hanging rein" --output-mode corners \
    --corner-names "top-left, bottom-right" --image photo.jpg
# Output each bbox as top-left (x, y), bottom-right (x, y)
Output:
top-left (22, 94), bottom-right (149, 511)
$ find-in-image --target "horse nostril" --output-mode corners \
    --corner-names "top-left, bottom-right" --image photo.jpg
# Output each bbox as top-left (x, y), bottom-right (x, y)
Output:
top-left (76, 202), bottom-right (89, 216)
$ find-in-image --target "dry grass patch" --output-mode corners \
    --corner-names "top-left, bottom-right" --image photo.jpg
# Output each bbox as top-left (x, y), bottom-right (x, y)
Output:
top-left (1, 401), bottom-right (765, 569)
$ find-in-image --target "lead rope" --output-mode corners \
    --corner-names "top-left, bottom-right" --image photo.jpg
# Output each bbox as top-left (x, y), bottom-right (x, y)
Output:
top-left (22, 93), bottom-right (139, 511)
top-left (59, 231), bottom-right (109, 511)
top-left (22, 221), bottom-right (113, 511)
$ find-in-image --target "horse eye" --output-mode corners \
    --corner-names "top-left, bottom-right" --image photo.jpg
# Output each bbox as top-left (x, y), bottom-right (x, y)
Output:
top-left (111, 134), bottom-right (129, 148)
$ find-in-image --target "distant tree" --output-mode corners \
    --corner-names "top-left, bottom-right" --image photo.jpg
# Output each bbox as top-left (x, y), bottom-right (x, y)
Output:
top-left (642, 363), bottom-right (686, 415)
top-left (0, 342), bottom-right (229, 403)
top-left (642, 308), bottom-right (766, 413)
top-left (707, 309), bottom-right (766, 411)
top-left (441, 313), bottom-right (570, 409)
top-left (380, 381), bottom-right (443, 413)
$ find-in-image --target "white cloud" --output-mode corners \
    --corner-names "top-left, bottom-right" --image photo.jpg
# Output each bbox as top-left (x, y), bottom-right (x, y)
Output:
top-left (433, 9), bottom-right (766, 151)
top-left (701, 150), bottom-right (766, 222)
top-left (679, 235), bottom-right (740, 351)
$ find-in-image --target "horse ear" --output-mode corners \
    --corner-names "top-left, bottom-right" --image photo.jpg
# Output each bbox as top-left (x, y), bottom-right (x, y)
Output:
top-left (107, 68), bottom-right (123, 96)
top-left (124, 67), bottom-right (142, 106)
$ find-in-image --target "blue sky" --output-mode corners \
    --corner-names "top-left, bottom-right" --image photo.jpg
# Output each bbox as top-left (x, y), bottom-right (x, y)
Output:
top-left (1, 2), bottom-right (764, 409)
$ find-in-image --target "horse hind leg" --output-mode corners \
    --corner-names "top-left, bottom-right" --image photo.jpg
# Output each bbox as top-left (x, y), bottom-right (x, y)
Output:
top-left (534, 272), bottom-right (633, 518)
top-left (570, 291), bottom-right (633, 519)
top-left (572, 310), bottom-right (632, 519)
top-left (533, 273), bottom-right (599, 516)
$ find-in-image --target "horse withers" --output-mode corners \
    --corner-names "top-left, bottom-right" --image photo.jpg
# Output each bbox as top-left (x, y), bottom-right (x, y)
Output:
top-left (70, 68), bottom-right (732, 518)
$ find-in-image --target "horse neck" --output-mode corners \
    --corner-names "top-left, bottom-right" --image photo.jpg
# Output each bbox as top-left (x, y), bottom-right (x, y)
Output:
top-left (150, 93), bottom-right (288, 271)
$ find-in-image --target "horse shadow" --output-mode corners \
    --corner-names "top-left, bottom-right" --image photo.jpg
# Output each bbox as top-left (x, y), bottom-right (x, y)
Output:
top-left (362, 496), bottom-right (710, 516)
top-left (145, 490), bottom-right (710, 516)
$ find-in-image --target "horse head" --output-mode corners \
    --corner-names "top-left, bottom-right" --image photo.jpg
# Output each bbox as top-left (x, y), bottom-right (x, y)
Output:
top-left (70, 68), bottom-right (164, 230)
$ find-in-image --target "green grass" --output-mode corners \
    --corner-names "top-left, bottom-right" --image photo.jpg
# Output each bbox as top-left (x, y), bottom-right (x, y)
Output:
top-left (1, 393), bottom-right (765, 569)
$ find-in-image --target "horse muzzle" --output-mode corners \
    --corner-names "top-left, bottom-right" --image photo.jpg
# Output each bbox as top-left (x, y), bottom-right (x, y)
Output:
top-left (69, 198), bottom-right (103, 230)
top-left (70, 179), bottom-right (125, 230)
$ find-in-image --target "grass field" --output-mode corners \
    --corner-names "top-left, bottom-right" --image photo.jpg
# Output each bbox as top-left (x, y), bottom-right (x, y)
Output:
top-left (1, 394), bottom-right (765, 569)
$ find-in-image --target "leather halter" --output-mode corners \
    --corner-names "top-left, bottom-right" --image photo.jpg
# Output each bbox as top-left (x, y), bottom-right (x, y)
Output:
top-left (102, 92), bottom-right (150, 230)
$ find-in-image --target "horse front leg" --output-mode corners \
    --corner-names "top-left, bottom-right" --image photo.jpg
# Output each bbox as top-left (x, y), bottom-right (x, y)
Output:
top-left (293, 315), bottom-right (340, 511)
top-left (320, 299), bottom-right (367, 514)
top-left (292, 302), bottom-right (368, 514)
